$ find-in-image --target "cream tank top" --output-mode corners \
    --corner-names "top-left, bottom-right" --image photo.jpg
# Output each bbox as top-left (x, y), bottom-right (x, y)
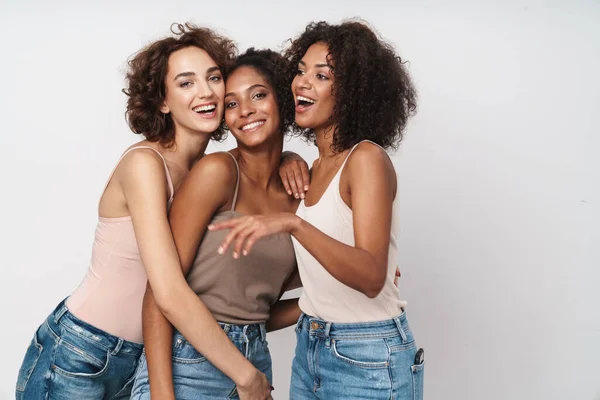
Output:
top-left (66, 146), bottom-right (174, 344)
top-left (294, 141), bottom-right (407, 323)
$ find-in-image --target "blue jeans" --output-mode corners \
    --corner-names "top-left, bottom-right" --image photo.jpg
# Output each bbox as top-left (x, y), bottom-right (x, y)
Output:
top-left (290, 312), bottom-right (424, 399)
top-left (131, 322), bottom-right (272, 399)
top-left (15, 299), bottom-right (143, 400)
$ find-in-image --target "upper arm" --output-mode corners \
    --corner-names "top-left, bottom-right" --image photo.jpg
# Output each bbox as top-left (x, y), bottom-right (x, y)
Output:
top-left (169, 153), bottom-right (237, 275)
top-left (345, 143), bottom-right (396, 270)
top-left (118, 150), bottom-right (184, 293)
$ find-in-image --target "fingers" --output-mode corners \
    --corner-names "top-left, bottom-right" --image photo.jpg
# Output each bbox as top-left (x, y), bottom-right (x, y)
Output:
top-left (232, 225), bottom-right (256, 259)
top-left (287, 169), bottom-right (300, 199)
top-left (217, 219), bottom-right (252, 256)
top-left (280, 170), bottom-right (293, 196)
top-left (292, 163), bottom-right (306, 199)
top-left (300, 162), bottom-right (310, 192)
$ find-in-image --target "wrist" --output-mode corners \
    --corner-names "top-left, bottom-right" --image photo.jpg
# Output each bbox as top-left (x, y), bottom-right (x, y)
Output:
top-left (288, 214), bottom-right (302, 235)
top-left (232, 362), bottom-right (258, 388)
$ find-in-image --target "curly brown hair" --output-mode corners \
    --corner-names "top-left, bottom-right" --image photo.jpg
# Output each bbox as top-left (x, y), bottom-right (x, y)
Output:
top-left (123, 23), bottom-right (237, 146)
top-left (227, 48), bottom-right (297, 135)
top-left (284, 20), bottom-right (417, 152)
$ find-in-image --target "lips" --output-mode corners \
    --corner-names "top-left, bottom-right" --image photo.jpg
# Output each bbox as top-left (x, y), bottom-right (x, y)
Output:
top-left (192, 103), bottom-right (218, 119)
top-left (295, 95), bottom-right (316, 113)
top-left (240, 120), bottom-right (265, 132)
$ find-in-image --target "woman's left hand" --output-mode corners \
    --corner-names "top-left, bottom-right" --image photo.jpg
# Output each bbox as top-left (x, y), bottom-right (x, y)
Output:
top-left (208, 213), bottom-right (298, 258)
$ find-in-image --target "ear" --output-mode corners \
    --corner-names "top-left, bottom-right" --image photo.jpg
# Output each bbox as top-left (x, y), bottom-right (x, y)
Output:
top-left (159, 101), bottom-right (170, 114)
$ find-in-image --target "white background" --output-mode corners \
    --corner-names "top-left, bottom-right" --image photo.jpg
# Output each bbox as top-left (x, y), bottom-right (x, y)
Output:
top-left (1, 1), bottom-right (598, 399)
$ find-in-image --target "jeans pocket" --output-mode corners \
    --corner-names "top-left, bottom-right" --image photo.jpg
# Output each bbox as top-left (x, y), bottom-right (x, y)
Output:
top-left (331, 338), bottom-right (390, 368)
top-left (16, 327), bottom-right (44, 392)
top-left (52, 338), bottom-right (111, 378)
top-left (172, 336), bottom-right (207, 364)
top-left (411, 361), bottom-right (424, 400)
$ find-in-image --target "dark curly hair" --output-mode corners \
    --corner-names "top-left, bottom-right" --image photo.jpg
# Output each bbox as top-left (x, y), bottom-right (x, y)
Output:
top-left (227, 48), bottom-right (296, 135)
top-left (284, 20), bottom-right (417, 152)
top-left (123, 23), bottom-right (237, 146)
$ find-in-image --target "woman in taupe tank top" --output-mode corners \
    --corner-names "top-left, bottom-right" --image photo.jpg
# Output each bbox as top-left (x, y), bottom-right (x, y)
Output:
top-left (130, 49), bottom-right (303, 400)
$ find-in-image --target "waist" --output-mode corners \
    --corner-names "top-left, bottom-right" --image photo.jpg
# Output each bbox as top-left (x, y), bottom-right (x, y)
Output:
top-left (48, 299), bottom-right (144, 355)
top-left (295, 311), bottom-right (412, 341)
top-left (174, 321), bottom-right (267, 343)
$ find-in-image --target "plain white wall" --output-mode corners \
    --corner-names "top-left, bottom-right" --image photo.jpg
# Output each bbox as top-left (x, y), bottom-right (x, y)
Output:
top-left (1, 1), bottom-right (598, 399)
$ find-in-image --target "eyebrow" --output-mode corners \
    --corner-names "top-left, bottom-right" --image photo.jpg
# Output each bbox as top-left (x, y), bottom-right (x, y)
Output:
top-left (298, 60), bottom-right (330, 68)
top-left (225, 84), bottom-right (268, 98)
top-left (173, 66), bottom-right (221, 81)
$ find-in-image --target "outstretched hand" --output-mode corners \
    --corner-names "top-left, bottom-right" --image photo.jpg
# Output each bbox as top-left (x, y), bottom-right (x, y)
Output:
top-left (208, 213), bottom-right (298, 258)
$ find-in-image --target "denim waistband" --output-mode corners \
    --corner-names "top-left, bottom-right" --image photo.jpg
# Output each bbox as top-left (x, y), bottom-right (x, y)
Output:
top-left (47, 298), bottom-right (144, 356)
top-left (175, 321), bottom-right (267, 343)
top-left (296, 312), bottom-right (410, 342)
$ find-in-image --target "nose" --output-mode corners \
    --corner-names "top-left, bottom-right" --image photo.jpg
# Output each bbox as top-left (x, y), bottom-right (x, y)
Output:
top-left (239, 99), bottom-right (256, 118)
top-left (295, 72), bottom-right (312, 90)
top-left (196, 80), bottom-right (214, 99)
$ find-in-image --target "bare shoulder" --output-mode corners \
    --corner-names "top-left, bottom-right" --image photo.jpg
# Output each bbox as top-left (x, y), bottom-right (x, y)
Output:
top-left (347, 141), bottom-right (395, 175)
top-left (188, 152), bottom-right (238, 186)
top-left (116, 147), bottom-right (168, 186)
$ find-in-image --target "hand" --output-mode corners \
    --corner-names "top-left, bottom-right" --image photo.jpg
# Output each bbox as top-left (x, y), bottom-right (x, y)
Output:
top-left (236, 369), bottom-right (273, 400)
top-left (394, 266), bottom-right (401, 287)
top-left (208, 213), bottom-right (298, 258)
top-left (280, 152), bottom-right (310, 199)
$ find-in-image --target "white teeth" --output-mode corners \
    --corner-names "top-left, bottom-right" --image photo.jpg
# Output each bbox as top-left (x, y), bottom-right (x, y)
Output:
top-left (193, 104), bottom-right (216, 112)
top-left (297, 96), bottom-right (315, 104)
top-left (242, 121), bottom-right (265, 131)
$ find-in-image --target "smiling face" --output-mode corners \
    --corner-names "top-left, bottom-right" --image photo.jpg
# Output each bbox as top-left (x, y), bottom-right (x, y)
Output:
top-left (224, 66), bottom-right (281, 148)
top-left (291, 42), bottom-right (336, 131)
top-left (160, 46), bottom-right (225, 136)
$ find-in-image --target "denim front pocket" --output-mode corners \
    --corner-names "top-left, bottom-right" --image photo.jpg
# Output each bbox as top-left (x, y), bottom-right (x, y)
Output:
top-left (16, 328), bottom-right (44, 392)
top-left (411, 361), bottom-right (424, 400)
top-left (52, 337), bottom-right (111, 378)
top-left (172, 335), bottom-right (207, 364)
top-left (331, 338), bottom-right (390, 368)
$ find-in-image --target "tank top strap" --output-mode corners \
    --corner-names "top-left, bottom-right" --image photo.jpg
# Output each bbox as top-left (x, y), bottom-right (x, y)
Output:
top-left (101, 146), bottom-right (175, 202)
top-left (222, 152), bottom-right (241, 211)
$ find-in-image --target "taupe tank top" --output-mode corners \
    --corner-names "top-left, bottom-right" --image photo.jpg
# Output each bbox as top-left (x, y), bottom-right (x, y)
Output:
top-left (186, 152), bottom-right (297, 324)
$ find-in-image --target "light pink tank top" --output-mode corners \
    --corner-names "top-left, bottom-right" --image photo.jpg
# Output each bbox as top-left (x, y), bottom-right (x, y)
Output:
top-left (294, 141), bottom-right (407, 323)
top-left (66, 146), bottom-right (174, 344)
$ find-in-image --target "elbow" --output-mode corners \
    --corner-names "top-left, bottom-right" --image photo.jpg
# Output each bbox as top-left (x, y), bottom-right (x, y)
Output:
top-left (152, 285), bottom-right (179, 317)
top-left (362, 270), bottom-right (386, 299)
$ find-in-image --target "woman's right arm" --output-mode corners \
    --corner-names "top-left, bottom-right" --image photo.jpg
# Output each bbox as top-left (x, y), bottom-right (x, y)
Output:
top-left (118, 151), bottom-right (271, 400)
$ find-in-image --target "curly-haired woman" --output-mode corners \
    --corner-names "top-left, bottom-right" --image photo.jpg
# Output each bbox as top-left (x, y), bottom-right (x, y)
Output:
top-left (210, 20), bottom-right (424, 399)
top-left (14, 24), bottom-right (277, 400)
top-left (130, 47), bottom-right (303, 400)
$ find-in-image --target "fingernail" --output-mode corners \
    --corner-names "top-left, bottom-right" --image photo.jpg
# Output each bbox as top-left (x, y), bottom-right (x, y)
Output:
top-left (233, 252), bottom-right (239, 259)
top-left (287, 190), bottom-right (292, 195)
top-left (208, 224), bottom-right (214, 230)
top-left (304, 185), bottom-right (309, 191)
top-left (217, 246), bottom-right (224, 255)
top-left (300, 193), bottom-right (305, 199)
top-left (294, 193), bottom-right (299, 199)
top-left (242, 250), bottom-right (248, 256)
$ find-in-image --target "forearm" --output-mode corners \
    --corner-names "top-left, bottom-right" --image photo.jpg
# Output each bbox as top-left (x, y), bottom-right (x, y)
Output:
top-left (155, 286), bottom-right (258, 387)
top-left (290, 217), bottom-right (386, 298)
top-left (266, 299), bottom-right (301, 332)
top-left (142, 286), bottom-right (175, 399)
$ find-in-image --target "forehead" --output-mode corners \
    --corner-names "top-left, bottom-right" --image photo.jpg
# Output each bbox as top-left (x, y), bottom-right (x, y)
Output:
top-left (167, 46), bottom-right (217, 75)
top-left (301, 42), bottom-right (331, 63)
top-left (226, 66), bottom-right (270, 91)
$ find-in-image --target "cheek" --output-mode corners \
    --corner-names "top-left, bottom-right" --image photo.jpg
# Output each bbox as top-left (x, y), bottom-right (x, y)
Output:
top-left (224, 110), bottom-right (236, 127)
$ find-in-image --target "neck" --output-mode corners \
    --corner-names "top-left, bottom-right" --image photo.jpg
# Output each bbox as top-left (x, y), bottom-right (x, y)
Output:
top-left (237, 136), bottom-right (284, 190)
top-left (163, 127), bottom-right (211, 171)
top-left (315, 124), bottom-right (338, 158)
